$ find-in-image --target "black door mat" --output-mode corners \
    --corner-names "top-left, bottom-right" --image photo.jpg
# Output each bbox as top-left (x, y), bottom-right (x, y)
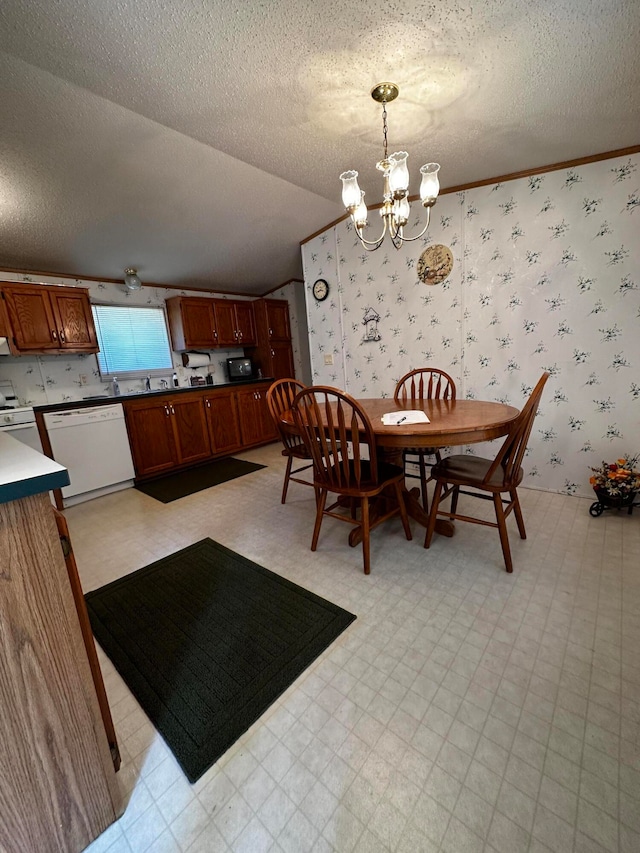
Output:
top-left (85, 538), bottom-right (356, 783)
top-left (135, 457), bottom-right (266, 503)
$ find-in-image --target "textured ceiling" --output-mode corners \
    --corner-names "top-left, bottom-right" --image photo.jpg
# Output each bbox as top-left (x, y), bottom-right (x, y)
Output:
top-left (0, 0), bottom-right (638, 294)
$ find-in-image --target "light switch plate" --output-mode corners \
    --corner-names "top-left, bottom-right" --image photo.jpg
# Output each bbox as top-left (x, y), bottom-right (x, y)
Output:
top-left (324, 354), bottom-right (334, 365)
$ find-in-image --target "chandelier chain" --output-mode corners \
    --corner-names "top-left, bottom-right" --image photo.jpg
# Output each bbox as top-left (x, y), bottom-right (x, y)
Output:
top-left (381, 102), bottom-right (389, 159)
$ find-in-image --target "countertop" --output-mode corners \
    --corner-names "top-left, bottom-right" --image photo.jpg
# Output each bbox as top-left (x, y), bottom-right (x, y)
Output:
top-left (0, 432), bottom-right (70, 503)
top-left (33, 377), bottom-right (275, 414)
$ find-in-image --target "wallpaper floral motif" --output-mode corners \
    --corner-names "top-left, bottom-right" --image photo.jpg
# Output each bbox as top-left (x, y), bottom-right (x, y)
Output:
top-left (0, 275), bottom-right (305, 405)
top-left (301, 153), bottom-right (639, 498)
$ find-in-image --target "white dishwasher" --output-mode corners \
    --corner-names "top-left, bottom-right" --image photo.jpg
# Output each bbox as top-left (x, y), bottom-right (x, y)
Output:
top-left (43, 404), bottom-right (135, 506)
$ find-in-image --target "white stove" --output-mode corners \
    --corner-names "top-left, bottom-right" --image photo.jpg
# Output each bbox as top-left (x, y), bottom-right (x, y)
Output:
top-left (0, 380), bottom-right (40, 450)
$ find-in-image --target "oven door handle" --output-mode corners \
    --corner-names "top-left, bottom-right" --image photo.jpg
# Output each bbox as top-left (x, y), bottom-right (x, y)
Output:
top-left (0, 422), bottom-right (37, 432)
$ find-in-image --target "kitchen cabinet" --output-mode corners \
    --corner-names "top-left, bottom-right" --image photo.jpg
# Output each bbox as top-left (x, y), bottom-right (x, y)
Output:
top-left (203, 388), bottom-right (242, 454)
top-left (166, 296), bottom-right (219, 350)
top-left (213, 299), bottom-right (257, 347)
top-left (0, 283), bottom-right (98, 354)
top-left (235, 384), bottom-right (278, 447)
top-left (250, 298), bottom-right (295, 379)
top-left (119, 383), bottom-right (277, 479)
top-left (124, 395), bottom-right (210, 477)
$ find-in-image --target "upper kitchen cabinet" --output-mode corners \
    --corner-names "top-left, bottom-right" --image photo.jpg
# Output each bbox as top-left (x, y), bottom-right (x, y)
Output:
top-left (213, 300), bottom-right (257, 347)
top-left (166, 296), bottom-right (219, 351)
top-left (256, 299), bottom-right (291, 342)
top-left (1, 283), bottom-right (99, 354)
top-left (251, 298), bottom-right (295, 379)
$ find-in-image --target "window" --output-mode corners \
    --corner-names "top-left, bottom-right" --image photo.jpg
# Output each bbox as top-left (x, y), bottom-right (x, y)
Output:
top-left (91, 304), bottom-right (174, 378)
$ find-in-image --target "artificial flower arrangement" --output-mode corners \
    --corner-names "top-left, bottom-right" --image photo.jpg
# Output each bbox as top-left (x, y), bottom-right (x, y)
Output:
top-left (589, 455), bottom-right (640, 499)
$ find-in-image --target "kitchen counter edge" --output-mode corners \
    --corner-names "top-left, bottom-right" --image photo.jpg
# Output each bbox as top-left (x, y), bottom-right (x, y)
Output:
top-left (0, 432), bottom-right (70, 504)
top-left (33, 377), bottom-right (276, 414)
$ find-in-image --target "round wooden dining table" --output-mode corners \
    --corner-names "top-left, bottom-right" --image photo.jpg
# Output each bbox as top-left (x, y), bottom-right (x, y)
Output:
top-left (282, 395), bottom-right (520, 540)
top-left (359, 397), bottom-right (520, 450)
top-left (354, 397), bottom-right (520, 537)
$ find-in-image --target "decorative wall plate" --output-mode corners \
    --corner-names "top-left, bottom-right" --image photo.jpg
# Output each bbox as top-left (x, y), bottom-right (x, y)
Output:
top-left (417, 244), bottom-right (453, 284)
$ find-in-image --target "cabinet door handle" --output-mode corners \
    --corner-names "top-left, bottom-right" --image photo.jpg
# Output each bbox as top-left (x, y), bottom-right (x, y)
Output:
top-left (213, 329), bottom-right (218, 340)
top-left (238, 331), bottom-right (243, 341)
top-left (164, 405), bottom-right (170, 416)
top-left (205, 399), bottom-right (211, 408)
top-left (51, 329), bottom-right (58, 340)
top-left (170, 405), bottom-right (175, 415)
top-left (59, 329), bottom-right (65, 343)
top-left (234, 329), bottom-right (239, 341)
top-left (268, 328), bottom-right (273, 337)
top-left (271, 349), bottom-right (275, 357)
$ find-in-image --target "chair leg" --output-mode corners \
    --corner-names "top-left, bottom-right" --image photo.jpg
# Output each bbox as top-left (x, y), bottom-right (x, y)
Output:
top-left (394, 481), bottom-right (413, 541)
top-left (361, 496), bottom-right (371, 575)
top-left (450, 485), bottom-right (460, 516)
top-left (281, 455), bottom-right (294, 504)
top-left (511, 489), bottom-right (527, 539)
top-left (424, 480), bottom-right (444, 549)
top-left (493, 493), bottom-right (513, 573)
top-left (418, 452), bottom-right (429, 513)
top-left (311, 489), bottom-right (327, 552)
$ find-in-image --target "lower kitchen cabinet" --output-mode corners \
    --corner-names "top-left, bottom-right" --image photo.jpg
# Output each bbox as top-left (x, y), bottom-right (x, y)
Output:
top-left (203, 389), bottom-right (242, 454)
top-left (171, 397), bottom-right (212, 465)
top-left (124, 383), bottom-right (276, 479)
top-left (235, 384), bottom-right (278, 447)
top-left (125, 396), bottom-right (210, 477)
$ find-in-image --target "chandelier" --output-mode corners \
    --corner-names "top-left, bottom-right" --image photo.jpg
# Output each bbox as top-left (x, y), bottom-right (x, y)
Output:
top-left (340, 83), bottom-right (440, 251)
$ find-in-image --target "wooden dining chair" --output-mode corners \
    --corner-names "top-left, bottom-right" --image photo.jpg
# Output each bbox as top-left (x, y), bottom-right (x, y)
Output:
top-left (291, 386), bottom-right (412, 575)
top-left (394, 368), bottom-right (457, 512)
top-left (266, 378), bottom-right (314, 504)
top-left (424, 372), bottom-right (550, 573)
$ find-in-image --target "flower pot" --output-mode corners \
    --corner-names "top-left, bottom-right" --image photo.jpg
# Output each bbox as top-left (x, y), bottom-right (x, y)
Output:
top-left (589, 487), bottom-right (637, 517)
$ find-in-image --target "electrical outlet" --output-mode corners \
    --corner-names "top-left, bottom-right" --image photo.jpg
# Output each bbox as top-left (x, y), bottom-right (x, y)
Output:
top-left (324, 354), bottom-right (334, 365)
top-left (79, 374), bottom-right (88, 385)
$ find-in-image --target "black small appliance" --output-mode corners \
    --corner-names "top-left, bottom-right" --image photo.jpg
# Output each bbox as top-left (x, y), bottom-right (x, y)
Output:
top-left (226, 357), bottom-right (254, 381)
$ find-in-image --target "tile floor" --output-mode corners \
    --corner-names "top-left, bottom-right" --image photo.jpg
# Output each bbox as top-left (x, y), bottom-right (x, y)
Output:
top-left (69, 442), bottom-right (640, 853)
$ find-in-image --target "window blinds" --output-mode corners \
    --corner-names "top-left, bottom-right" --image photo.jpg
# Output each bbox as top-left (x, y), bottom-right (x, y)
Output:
top-left (92, 304), bottom-right (173, 377)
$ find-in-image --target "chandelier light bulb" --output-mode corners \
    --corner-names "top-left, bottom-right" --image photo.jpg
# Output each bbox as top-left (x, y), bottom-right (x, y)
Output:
top-left (353, 191), bottom-right (368, 229)
top-left (419, 163), bottom-right (441, 206)
top-left (389, 151), bottom-right (410, 197)
top-left (340, 170), bottom-right (361, 211)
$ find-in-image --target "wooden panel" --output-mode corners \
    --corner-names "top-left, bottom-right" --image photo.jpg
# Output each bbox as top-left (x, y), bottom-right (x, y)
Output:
top-left (234, 301), bottom-right (256, 346)
top-left (166, 297), bottom-right (217, 350)
top-left (213, 300), bottom-right (237, 346)
top-left (269, 341), bottom-right (295, 380)
top-left (51, 290), bottom-right (98, 351)
top-left (124, 400), bottom-right (177, 476)
top-left (2, 286), bottom-right (57, 350)
top-left (171, 397), bottom-right (211, 465)
top-left (236, 384), bottom-right (278, 446)
top-left (53, 509), bottom-right (120, 772)
top-left (0, 493), bottom-right (119, 853)
top-left (204, 389), bottom-right (242, 454)
top-left (265, 300), bottom-right (291, 341)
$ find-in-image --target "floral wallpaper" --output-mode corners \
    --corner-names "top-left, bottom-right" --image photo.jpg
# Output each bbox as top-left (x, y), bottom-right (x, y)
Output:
top-left (301, 152), bottom-right (639, 498)
top-left (0, 275), bottom-right (306, 405)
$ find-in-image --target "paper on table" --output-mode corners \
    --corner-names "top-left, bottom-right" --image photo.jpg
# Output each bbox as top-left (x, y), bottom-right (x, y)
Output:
top-left (381, 410), bottom-right (430, 426)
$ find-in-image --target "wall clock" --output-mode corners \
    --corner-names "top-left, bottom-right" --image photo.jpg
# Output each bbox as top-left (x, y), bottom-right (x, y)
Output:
top-left (417, 244), bottom-right (454, 284)
top-left (312, 278), bottom-right (330, 301)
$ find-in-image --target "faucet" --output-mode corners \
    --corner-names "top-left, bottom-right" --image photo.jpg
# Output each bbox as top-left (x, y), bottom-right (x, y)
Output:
top-left (112, 376), bottom-right (120, 396)
top-left (144, 375), bottom-right (151, 391)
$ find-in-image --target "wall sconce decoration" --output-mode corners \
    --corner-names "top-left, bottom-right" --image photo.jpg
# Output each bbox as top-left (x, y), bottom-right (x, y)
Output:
top-left (123, 268), bottom-right (142, 292)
